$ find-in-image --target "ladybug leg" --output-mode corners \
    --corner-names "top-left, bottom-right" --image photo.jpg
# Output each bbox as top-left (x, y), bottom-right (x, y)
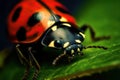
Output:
top-left (28, 47), bottom-right (40, 80)
top-left (16, 44), bottom-right (29, 64)
top-left (22, 65), bottom-right (30, 80)
top-left (16, 44), bottom-right (30, 80)
top-left (52, 52), bottom-right (66, 66)
top-left (80, 25), bottom-right (110, 41)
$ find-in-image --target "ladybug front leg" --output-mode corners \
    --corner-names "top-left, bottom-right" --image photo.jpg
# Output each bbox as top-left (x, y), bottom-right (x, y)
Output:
top-left (28, 47), bottom-right (40, 80)
top-left (80, 25), bottom-right (110, 41)
top-left (16, 44), bottom-right (30, 80)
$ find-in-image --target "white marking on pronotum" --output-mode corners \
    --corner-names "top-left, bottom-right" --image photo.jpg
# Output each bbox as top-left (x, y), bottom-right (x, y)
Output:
top-left (48, 21), bottom-right (55, 27)
top-left (79, 32), bottom-right (85, 38)
top-left (62, 23), bottom-right (71, 27)
top-left (60, 17), bottom-right (67, 22)
top-left (51, 26), bottom-right (57, 31)
top-left (63, 42), bottom-right (70, 48)
top-left (48, 41), bottom-right (55, 47)
top-left (75, 40), bottom-right (81, 43)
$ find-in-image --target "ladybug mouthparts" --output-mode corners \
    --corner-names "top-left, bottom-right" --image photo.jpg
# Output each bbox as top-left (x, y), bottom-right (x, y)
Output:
top-left (64, 43), bottom-right (83, 57)
top-left (52, 43), bottom-right (84, 65)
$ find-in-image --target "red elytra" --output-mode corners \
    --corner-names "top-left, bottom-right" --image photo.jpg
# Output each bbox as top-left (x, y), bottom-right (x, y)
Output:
top-left (7, 0), bottom-right (76, 44)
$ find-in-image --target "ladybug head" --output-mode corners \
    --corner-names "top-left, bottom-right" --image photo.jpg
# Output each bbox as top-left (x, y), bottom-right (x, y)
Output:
top-left (41, 22), bottom-right (85, 56)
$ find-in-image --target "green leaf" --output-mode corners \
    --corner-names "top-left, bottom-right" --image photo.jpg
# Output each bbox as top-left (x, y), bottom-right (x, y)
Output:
top-left (0, 0), bottom-right (120, 80)
top-left (0, 49), bottom-right (10, 68)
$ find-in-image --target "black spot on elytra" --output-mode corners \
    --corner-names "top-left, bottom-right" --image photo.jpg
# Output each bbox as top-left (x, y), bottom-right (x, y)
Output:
top-left (56, 6), bottom-right (70, 14)
top-left (27, 12), bottom-right (42, 27)
top-left (12, 7), bottom-right (22, 22)
top-left (16, 27), bottom-right (26, 41)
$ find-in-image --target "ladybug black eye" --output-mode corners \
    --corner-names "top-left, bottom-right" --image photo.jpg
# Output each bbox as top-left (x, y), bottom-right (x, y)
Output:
top-left (54, 40), bottom-right (62, 48)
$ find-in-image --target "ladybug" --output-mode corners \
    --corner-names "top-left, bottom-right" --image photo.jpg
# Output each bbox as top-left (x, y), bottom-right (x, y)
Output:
top-left (7, 0), bottom-right (109, 80)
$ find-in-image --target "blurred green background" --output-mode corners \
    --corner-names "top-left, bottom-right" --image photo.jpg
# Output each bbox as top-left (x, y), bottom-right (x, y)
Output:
top-left (0, 0), bottom-right (120, 80)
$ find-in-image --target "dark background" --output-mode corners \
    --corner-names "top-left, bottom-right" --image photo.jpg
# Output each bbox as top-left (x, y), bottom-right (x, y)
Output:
top-left (0, 0), bottom-right (85, 50)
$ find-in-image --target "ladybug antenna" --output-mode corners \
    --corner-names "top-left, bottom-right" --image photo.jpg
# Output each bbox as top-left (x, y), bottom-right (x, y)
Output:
top-left (83, 46), bottom-right (108, 50)
top-left (52, 51), bottom-right (66, 66)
